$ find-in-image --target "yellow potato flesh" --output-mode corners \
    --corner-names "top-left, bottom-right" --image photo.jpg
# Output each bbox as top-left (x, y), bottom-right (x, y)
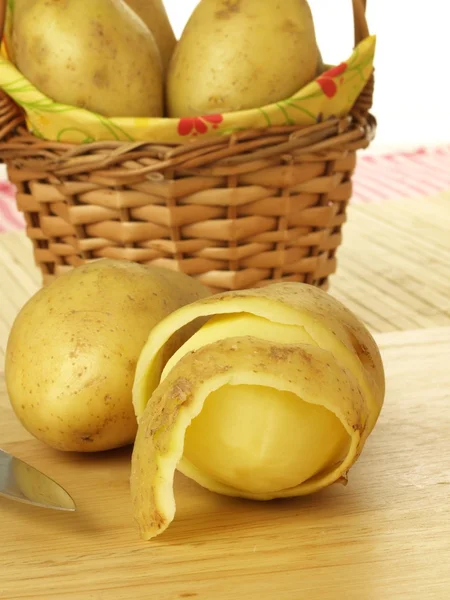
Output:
top-left (131, 335), bottom-right (368, 540)
top-left (131, 283), bottom-right (385, 540)
top-left (161, 313), bottom-right (315, 380)
top-left (184, 384), bottom-right (349, 494)
top-left (163, 313), bottom-right (349, 494)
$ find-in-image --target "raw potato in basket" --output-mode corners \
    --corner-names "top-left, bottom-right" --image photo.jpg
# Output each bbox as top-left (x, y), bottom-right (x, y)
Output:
top-left (8, 0), bottom-right (164, 117)
top-left (123, 0), bottom-right (176, 71)
top-left (166, 0), bottom-right (321, 117)
top-left (131, 283), bottom-right (385, 540)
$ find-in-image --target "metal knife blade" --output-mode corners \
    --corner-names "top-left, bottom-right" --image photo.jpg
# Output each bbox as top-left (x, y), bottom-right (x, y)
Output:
top-left (0, 448), bottom-right (76, 511)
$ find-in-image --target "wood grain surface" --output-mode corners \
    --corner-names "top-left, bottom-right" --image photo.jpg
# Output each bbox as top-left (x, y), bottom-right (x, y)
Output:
top-left (1, 327), bottom-right (449, 600)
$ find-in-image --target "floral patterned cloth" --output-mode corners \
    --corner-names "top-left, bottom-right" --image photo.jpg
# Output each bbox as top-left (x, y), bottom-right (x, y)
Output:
top-left (0, 35), bottom-right (376, 145)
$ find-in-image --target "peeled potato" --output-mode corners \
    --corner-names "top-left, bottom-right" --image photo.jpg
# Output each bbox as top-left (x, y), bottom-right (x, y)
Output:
top-left (133, 284), bottom-right (385, 431)
top-left (183, 382), bottom-right (350, 494)
top-left (131, 283), bottom-right (385, 539)
top-left (132, 336), bottom-right (371, 540)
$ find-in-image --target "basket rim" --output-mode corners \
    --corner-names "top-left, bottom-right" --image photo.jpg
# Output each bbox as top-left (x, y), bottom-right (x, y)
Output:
top-left (0, 101), bottom-right (376, 178)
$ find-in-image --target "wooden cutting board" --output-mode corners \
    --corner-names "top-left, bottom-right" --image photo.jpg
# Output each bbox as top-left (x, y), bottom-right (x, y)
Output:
top-left (1, 327), bottom-right (449, 600)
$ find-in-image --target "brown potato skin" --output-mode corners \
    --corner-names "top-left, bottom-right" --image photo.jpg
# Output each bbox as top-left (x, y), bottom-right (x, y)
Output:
top-left (167, 0), bottom-right (321, 117)
top-left (11, 0), bottom-right (163, 117)
top-left (5, 260), bottom-right (209, 452)
top-left (124, 0), bottom-right (176, 71)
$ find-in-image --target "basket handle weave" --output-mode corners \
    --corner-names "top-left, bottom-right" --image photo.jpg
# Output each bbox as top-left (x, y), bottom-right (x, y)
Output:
top-left (353, 0), bottom-right (370, 46)
top-left (0, 0), bottom-right (369, 50)
top-left (0, 0), bottom-right (5, 46)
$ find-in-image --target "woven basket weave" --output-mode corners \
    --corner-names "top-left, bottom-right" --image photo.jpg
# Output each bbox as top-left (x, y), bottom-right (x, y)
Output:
top-left (0, 0), bottom-right (375, 292)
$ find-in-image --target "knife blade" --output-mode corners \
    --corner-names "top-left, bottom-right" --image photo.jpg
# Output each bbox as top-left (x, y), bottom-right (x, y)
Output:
top-left (0, 448), bottom-right (76, 511)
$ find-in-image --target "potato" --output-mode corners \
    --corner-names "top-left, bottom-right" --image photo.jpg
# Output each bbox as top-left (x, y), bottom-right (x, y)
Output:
top-left (133, 283), bottom-right (385, 429)
top-left (124, 0), bottom-right (176, 70)
top-left (5, 259), bottom-right (209, 452)
top-left (11, 0), bottom-right (163, 117)
top-left (166, 0), bottom-right (321, 117)
top-left (131, 283), bottom-right (385, 539)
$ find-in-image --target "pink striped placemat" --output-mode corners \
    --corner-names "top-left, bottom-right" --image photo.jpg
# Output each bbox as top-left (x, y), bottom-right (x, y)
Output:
top-left (0, 180), bottom-right (24, 232)
top-left (353, 145), bottom-right (450, 204)
top-left (1, 145), bottom-right (449, 233)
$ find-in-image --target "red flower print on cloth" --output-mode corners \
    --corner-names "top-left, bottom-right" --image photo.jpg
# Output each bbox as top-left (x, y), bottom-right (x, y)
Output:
top-left (317, 62), bottom-right (348, 98)
top-left (177, 114), bottom-right (224, 136)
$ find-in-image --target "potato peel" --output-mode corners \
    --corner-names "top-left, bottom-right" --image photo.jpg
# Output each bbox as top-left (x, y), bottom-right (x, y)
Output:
top-left (131, 283), bottom-right (385, 540)
top-left (133, 283), bottom-right (384, 434)
top-left (131, 336), bottom-right (370, 540)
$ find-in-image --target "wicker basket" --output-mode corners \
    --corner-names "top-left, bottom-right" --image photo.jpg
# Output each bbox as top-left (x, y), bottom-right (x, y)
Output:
top-left (0, 0), bottom-right (375, 292)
